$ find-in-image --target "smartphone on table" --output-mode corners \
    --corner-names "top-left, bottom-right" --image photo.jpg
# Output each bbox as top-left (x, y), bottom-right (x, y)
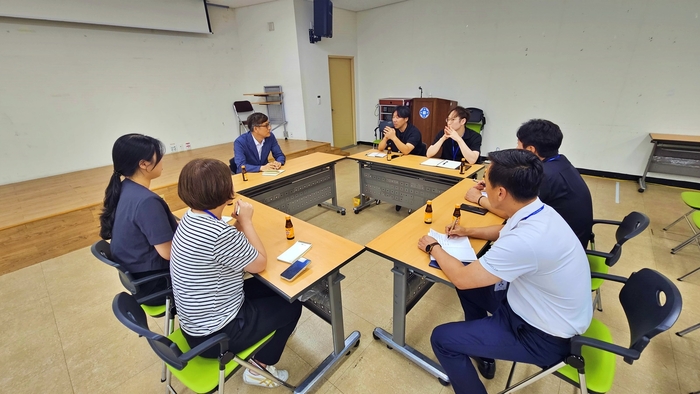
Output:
top-left (280, 257), bottom-right (311, 281)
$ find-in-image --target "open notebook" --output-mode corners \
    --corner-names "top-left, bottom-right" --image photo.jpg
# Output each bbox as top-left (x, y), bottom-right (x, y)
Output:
top-left (421, 158), bottom-right (461, 169)
top-left (427, 229), bottom-right (477, 268)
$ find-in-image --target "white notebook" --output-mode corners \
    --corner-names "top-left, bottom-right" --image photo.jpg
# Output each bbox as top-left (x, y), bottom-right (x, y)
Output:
top-left (366, 152), bottom-right (387, 158)
top-left (421, 158), bottom-right (461, 169)
top-left (277, 241), bottom-right (312, 264)
top-left (428, 229), bottom-right (477, 262)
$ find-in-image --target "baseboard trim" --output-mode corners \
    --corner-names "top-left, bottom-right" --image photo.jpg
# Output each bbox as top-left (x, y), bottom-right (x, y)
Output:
top-left (578, 168), bottom-right (700, 190)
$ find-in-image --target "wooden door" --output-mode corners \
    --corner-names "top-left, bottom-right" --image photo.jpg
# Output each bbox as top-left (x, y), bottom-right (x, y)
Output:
top-left (329, 57), bottom-right (355, 148)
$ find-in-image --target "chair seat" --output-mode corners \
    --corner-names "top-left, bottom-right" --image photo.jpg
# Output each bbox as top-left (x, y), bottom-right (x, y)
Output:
top-left (681, 192), bottom-right (700, 210)
top-left (588, 255), bottom-right (609, 291)
top-left (556, 319), bottom-right (616, 394)
top-left (692, 211), bottom-right (700, 228)
top-left (140, 304), bottom-right (166, 318)
top-left (167, 329), bottom-right (275, 394)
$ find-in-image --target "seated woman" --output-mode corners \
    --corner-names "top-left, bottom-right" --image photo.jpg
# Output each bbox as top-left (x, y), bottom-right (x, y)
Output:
top-left (100, 134), bottom-right (177, 305)
top-left (230, 112), bottom-right (286, 173)
top-left (426, 106), bottom-right (481, 164)
top-left (170, 158), bottom-right (302, 388)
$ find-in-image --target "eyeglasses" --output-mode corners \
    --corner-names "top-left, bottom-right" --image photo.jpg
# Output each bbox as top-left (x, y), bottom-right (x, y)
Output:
top-left (256, 123), bottom-right (271, 128)
top-left (446, 117), bottom-right (458, 123)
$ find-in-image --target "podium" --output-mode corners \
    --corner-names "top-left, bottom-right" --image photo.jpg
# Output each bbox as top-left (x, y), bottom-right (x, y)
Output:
top-left (411, 98), bottom-right (458, 146)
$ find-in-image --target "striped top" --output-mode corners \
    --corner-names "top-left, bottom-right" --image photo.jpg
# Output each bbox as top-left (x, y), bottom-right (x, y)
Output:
top-left (170, 210), bottom-right (259, 337)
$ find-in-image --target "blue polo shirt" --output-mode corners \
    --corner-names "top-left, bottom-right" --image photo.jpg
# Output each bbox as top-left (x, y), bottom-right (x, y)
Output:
top-left (110, 179), bottom-right (178, 273)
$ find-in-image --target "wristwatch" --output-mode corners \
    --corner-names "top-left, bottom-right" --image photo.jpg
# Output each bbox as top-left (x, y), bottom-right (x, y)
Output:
top-left (425, 242), bottom-right (441, 254)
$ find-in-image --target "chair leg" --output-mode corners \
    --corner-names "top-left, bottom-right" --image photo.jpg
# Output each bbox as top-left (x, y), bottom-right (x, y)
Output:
top-left (578, 371), bottom-right (589, 394)
top-left (497, 361), bottom-right (565, 394)
top-left (592, 288), bottom-right (603, 312)
top-left (161, 297), bottom-right (173, 383)
top-left (238, 357), bottom-right (297, 389)
top-left (671, 233), bottom-right (700, 256)
top-left (678, 263), bottom-right (700, 281)
top-left (664, 209), bottom-right (695, 231)
top-left (505, 362), bottom-right (517, 388)
top-left (219, 368), bottom-right (225, 394)
top-left (676, 322), bottom-right (700, 336)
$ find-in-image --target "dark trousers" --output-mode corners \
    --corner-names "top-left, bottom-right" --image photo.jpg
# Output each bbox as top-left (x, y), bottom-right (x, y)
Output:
top-left (186, 277), bottom-right (303, 364)
top-left (430, 286), bottom-right (570, 394)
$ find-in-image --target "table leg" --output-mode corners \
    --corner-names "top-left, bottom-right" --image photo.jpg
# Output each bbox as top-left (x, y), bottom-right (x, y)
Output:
top-left (294, 271), bottom-right (361, 394)
top-left (317, 163), bottom-right (346, 215)
top-left (372, 263), bottom-right (449, 384)
top-left (638, 141), bottom-right (657, 193)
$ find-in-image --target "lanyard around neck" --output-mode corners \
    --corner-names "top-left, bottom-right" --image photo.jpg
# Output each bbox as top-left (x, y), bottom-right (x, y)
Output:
top-left (544, 154), bottom-right (561, 163)
top-left (520, 205), bottom-right (545, 222)
top-left (203, 210), bottom-right (219, 220)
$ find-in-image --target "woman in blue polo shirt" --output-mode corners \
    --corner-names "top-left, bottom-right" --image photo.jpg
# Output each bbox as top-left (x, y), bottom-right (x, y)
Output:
top-left (99, 134), bottom-right (177, 305)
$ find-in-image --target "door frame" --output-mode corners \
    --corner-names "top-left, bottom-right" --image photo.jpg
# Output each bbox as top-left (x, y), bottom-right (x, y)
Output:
top-left (328, 55), bottom-right (357, 147)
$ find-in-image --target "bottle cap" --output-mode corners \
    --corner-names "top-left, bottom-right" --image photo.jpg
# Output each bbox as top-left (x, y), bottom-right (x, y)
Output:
top-left (427, 200), bottom-right (432, 204)
top-left (285, 215), bottom-right (291, 219)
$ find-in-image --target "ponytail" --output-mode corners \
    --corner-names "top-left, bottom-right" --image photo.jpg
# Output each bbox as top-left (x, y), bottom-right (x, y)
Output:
top-left (99, 133), bottom-right (165, 240)
top-left (99, 172), bottom-right (123, 239)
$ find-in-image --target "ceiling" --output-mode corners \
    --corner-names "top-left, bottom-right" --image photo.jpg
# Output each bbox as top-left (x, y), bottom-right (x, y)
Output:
top-left (208, 0), bottom-right (407, 12)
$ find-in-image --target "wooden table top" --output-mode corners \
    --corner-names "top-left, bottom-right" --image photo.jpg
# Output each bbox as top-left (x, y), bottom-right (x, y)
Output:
top-left (650, 133), bottom-right (700, 144)
top-left (366, 178), bottom-right (504, 284)
top-left (173, 196), bottom-right (364, 301)
top-left (233, 152), bottom-right (345, 194)
top-left (347, 149), bottom-right (482, 179)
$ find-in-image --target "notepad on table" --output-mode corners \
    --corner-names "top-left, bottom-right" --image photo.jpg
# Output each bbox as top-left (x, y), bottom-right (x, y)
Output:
top-left (262, 170), bottom-right (285, 176)
top-left (277, 241), bottom-right (312, 264)
top-left (427, 229), bottom-right (477, 268)
top-left (366, 152), bottom-right (387, 158)
top-left (421, 158), bottom-right (461, 169)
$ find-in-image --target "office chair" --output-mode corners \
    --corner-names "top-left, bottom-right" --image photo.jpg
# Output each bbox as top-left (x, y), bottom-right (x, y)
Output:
top-left (587, 212), bottom-right (650, 311)
top-left (500, 268), bottom-right (683, 394)
top-left (465, 107), bottom-right (486, 134)
top-left (233, 101), bottom-right (254, 135)
top-left (112, 292), bottom-right (289, 394)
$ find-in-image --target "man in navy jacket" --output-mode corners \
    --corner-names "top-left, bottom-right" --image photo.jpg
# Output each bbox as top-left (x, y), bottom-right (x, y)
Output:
top-left (230, 112), bottom-right (286, 173)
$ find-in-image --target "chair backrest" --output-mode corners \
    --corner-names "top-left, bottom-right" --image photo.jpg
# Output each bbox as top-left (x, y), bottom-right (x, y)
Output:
top-left (619, 268), bottom-right (682, 363)
top-left (603, 212), bottom-right (650, 266)
top-left (112, 292), bottom-right (188, 370)
top-left (90, 240), bottom-right (138, 295)
top-left (233, 101), bottom-right (255, 130)
top-left (465, 107), bottom-right (486, 134)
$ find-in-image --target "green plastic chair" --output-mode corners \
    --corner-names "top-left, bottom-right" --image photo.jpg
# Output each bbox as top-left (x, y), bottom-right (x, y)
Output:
top-left (465, 107), bottom-right (486, 134)
top-left (500, 268), bottom-right (682, 394)
top-left (112, 292), bottom-right (288, 394)
top-left (586, 212), bottom-right (650, 311)
top-left (673, 210), bottom-right (700, 280)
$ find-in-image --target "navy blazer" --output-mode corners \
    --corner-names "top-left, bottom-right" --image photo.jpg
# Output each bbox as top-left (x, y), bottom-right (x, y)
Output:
top-left (231, 132), bottom-right (286, 173)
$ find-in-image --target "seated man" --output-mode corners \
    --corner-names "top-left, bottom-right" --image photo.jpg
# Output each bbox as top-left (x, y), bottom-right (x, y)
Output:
top-left (426, 106), bottom-right (481, 164)
top-left (419, 149), bottom-right (592, 394)
top-left (465, 119), bottom-right (593, 248)
top-left (230, 112), bottom-right (285, 173)
top-left (377, 105), bottom-right (425, 156)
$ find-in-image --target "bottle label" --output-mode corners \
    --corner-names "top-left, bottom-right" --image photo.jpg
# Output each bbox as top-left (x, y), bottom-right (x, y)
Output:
top-left (286, 228), bottom-right (295, 239)
top-left (424, 212), bottom-right (432, 224)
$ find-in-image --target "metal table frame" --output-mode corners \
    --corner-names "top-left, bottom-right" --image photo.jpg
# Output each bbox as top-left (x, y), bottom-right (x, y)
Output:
top-left (638, 134), bottom-right (700, 192)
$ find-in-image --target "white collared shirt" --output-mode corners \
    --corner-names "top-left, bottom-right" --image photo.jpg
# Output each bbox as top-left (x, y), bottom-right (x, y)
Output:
top-left (479, 198), bottom-right (592, 338)
top-left (253, 136), bottom-right (265, 160)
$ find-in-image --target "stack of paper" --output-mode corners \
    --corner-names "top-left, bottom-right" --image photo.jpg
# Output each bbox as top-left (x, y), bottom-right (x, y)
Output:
top-left (421, 158), bottom-right (461, 169)
top-left (262, 169), bottom-right (285, 176)
top-left (366, 152), bottom-right (387, 158)
top-left (428, 229), bottom-right (477, 262)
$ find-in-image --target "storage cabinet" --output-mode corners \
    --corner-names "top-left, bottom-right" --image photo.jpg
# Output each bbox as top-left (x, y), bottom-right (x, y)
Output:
top-left (378, 98), bottom-right (412, 122)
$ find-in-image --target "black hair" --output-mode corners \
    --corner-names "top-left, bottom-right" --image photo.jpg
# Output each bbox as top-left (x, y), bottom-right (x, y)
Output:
top-left (99, 134), bottom-right (164, 239)
top-left (450, 106), bottom-right (470, 123)
top-left (394, 105), bottom-right (411, 120)
top-left (515, 119), bottom-right (563, 159)
top-left (487, 149), bottom-right (543, 202)
top-left (247, 112), bottom-right (269, 131)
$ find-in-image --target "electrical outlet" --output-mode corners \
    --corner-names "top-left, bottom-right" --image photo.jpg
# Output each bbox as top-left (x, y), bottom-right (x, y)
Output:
top-left (185, 142), bottom-right (191, 150)
top-left (169, 143), bottom-right (177, 153)
top-left (179, 143), bottom-right (184, 151)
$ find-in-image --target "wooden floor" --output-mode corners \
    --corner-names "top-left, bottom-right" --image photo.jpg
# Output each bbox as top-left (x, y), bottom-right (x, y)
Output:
top-left (0, 140), bottom-right (341, 276)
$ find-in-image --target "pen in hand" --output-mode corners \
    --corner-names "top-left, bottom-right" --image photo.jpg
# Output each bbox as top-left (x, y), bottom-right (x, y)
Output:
top-left (448, 218), bottom-right (458, 238)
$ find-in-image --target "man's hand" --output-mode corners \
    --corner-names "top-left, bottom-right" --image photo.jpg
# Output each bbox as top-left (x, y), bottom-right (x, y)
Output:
top-left (444, 126), bottom-right (460, 141)
top-left (383, 126), bottom-right (397, 140)
top-left (261, 162), bottom-right (281, 171)
top-left (445, 224), bottom-right (468, 238)
top-left (418, 235), bottom-right (438, 252)
top-left (465, 185), bottom-right (483, 203)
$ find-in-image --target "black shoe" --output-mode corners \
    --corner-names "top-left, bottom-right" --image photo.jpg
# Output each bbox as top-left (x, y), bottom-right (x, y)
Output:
top-left (395, 205), bottom-right (402, 211)
top-left (474, 357), bottom-right (496, 380)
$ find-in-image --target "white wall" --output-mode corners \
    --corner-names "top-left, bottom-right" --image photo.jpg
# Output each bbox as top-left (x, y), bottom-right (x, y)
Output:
top-left (235, 0), bottom-right (307, 141)
top-left (357, 0), bottom-right (700, 176)
top-left (293, 0), bottom-right (358, 144)
top-left (0, 0), bottom-right (308, 185)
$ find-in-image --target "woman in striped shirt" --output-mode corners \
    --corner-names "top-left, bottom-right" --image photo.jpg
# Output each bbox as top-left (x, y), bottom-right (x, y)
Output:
top-left (170, 158), bottom-right (302, 388)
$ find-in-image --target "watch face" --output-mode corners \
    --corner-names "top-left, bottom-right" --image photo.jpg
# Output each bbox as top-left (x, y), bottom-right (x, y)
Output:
top-left (425, 244), bottom-right (431, 253)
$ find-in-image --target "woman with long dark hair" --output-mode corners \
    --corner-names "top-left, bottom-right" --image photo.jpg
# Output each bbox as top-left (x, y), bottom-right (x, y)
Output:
top-left (100, 134), bottom-right (177, 305)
